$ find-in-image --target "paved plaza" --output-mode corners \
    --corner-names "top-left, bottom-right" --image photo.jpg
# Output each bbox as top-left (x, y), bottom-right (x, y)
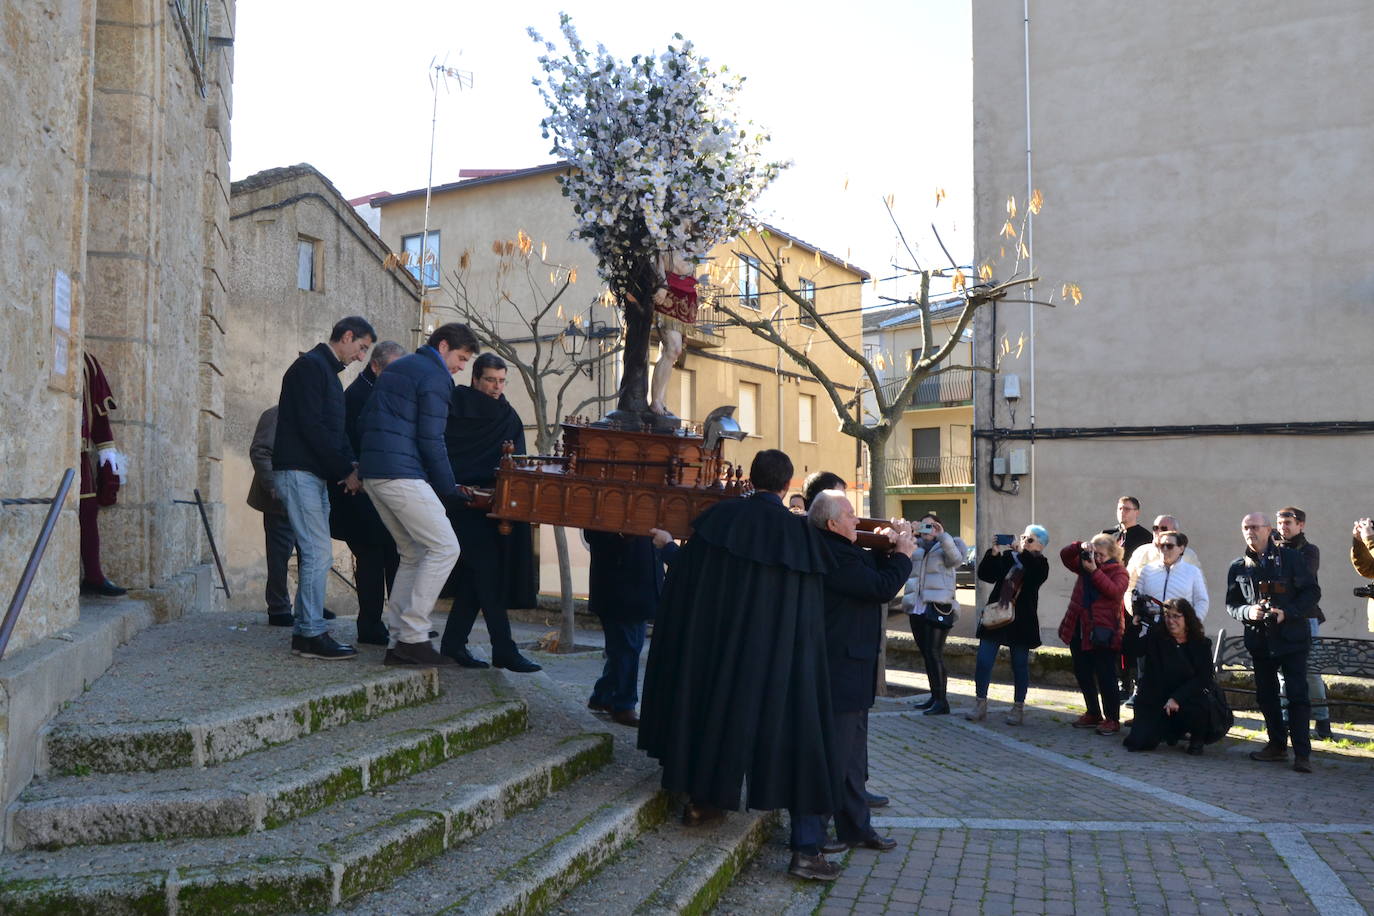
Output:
top-left (503, 617), bottom-right (1374, 915)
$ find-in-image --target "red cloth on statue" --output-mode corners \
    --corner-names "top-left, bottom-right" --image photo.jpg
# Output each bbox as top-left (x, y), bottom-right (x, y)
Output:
top-left (81, 352), bottom-right (120, 507)
top-left (654, 271), bottom-right (699, 325)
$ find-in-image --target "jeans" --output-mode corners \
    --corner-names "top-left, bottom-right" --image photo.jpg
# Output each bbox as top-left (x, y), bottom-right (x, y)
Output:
top-left (364, 478), bottom-right (460, 644)
top-left (273, 470), bottom-right (332, 638)
top-left (1281, 618), bottom-right (1329, 723)
top-left (590, 619), bottom-right (647, 712)
top-left (1069, 641), bottom-right (1121, 721)
top-left (974, 639), bottom-right (1031, 703)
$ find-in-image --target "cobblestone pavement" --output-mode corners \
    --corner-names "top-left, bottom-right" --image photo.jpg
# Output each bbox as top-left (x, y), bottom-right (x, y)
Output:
top-left (486, 617), bottom-right (1374, 915)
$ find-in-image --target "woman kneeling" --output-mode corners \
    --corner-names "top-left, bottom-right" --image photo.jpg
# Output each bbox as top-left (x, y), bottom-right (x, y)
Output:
top-left (1122, 598), bottom-right (1215, 755)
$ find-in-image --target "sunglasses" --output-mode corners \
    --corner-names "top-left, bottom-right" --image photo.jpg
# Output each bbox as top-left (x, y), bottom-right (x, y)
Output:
top-left (1152, 525), bottom-right (1175, 531)
top-left (1160, 543), bottom-right (1180, 550)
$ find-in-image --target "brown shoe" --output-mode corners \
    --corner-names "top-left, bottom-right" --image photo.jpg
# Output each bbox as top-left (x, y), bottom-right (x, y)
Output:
top-left (821, 840), bottom-right (849, 855)
top-left (1071, 713), bottom-right (1104, 729)
top-left (1292, 756), bottom-right (1313, 774)
top-left (610, 709), bottom-right (640, 728)
top-left (387, 640), bottom-right (456, 667)
top-left (855, 834), bottom-right (898, 851)
top-left (1249, 743), bottom-right (1289, 763)
top-left (788, 851), bottom-right (842, 881)
top-left (682, 802), bottom-right (725, 827)
top-left (1095, 720), bottom-right (1121, 736)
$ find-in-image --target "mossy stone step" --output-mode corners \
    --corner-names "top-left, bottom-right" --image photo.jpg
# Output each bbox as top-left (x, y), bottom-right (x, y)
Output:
top-left (10, 697), bottom-right (528, 849)
top-left (0, 731), bottom-right (613, 914)
top-left (41, 665), bottom-right (441, 775)
top-left (550, 807), bottom-right (779, 916)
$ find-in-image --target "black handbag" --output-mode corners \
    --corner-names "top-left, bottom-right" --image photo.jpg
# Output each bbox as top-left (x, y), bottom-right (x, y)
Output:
top-left (1199, 685), bottom-right (1235, 744)
top-left (920, 601), bottom-right (957, 630)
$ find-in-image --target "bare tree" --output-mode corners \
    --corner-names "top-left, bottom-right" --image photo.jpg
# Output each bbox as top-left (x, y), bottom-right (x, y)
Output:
top-left (710, 197), bottom-right (1060, 517)
top-left (439, 232), bottom-right (621, 651)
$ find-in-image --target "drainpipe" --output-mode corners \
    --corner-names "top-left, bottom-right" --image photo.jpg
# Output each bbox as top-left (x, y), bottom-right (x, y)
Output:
top-left (1023, 0), bottom-right (1037, 520)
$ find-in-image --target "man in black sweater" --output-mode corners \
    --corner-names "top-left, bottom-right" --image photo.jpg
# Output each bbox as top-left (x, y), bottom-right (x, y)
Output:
top-left (273, 316), bottom-right (375, 660)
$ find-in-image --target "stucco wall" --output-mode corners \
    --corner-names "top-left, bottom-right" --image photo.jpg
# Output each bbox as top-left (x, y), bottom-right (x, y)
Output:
top-left (225, 168), bottom-right (421, 609)
top-left (972, 2), bottom-right (1374, 638)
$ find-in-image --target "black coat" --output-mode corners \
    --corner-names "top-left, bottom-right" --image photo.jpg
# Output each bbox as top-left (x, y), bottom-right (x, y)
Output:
top-left (358, 346), bottom-right (456, 493)
top-left (1225, 545), bottom-right (1321, 659)
top-left (585, 531), bottom-right (679, 622)
top-left (975, 549), bottom-right (1049, 648)
top-left (329, 368), bottom-right (393, 546)
top-left (1124, 622), bottom-right (1214, 708)
top-left (638, 492), bottom-right (840, 815)
top-left (272, 343), bottom-right (354, 481)
top-left (1104, 523), bottom-right (1152, 565)
top-left (440, 387), bottom-right (535, 609)
top-left (818, 533), bottom-right (912, 714)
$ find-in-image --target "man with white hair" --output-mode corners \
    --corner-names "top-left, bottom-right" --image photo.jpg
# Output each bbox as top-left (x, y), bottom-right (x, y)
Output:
top-left (789, 490), bottom-right (915, 879)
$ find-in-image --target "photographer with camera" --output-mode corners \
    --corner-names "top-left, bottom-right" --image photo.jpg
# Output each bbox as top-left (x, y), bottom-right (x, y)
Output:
top-left (1058, 534), bottom-right (1130, 735)
top-left (901, 513), bottom-right (967, 716)
top-left (1350, 518), bottom-right (1374, 631)
top-left (1135, 532), bottom-right (1209, 625)
top-left (1225, 512), bottom-right (1320, 773)
top-left (968, 526), bottom-right (1051, 725)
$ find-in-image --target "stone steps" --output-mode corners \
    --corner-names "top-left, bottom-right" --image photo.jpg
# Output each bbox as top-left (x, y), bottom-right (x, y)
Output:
top-left (550, 807), bottom-right (779, 916)
top-left (0, 725), bottom-right (612, 913)
top-left (11, 690), bottom-right (526, 848)
top-left (40, 640), bottom-right (439, 775)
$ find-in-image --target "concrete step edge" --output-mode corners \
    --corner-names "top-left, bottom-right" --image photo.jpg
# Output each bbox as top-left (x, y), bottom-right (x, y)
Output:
top-left (443, 773), bottom-right (673, 915)
top-left (39, 666), bottom-right (441, 775)
top-left (0, 732), bottom-right (615, 915)
top-left (636, 809), bottom-right (780, 915)
top-left (8, 698), bottom-right (528, 849)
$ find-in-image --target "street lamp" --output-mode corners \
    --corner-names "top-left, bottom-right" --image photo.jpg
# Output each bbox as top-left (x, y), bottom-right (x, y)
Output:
top-left (561, 320), bottom-right (617, 377)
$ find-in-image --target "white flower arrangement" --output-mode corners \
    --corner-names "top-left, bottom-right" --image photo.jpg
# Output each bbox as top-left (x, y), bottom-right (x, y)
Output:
top-left (529, 14), bottom-right (786, 294)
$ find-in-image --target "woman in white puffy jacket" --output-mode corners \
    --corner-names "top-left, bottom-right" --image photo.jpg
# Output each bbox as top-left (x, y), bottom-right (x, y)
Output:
top-left (902, 513), bottom-right (968, 716)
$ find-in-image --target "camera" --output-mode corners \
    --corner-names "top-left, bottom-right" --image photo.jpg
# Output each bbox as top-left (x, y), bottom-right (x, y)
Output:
top-left (1354, 585), bottom-right (1374, 599)
top-left (1080, 546), bottom-right (1093, 563)
top-left (919, 522), bottom-right (936, 535)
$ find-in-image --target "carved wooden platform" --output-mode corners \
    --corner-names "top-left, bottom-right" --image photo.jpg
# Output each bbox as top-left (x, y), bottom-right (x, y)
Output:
top-left (488, 419), bottom-right (747, 537)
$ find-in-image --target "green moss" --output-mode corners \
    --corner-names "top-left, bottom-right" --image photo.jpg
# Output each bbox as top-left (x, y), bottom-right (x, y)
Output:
top-left (326, 810), bottom-right (447, 901)
top-left (549, 734), bottom-right (613, 792)
top-left (263, 763), bottom-right (365, 828)
top-left (48, 724), bottom-right (195, 774)
top-left (369, 730), bottom-right (447, 787)
top-left (438, 701), bottom-right (528, 757)
top-left (176, 860), bottom-right (331, 915)
top-left (0, 871), bottom-right (166, 915)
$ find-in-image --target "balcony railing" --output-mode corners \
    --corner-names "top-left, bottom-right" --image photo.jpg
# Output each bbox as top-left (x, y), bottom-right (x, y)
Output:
top-left (874, 455), bottom-right (974, 488)
top-left (876, 368), bottom-right (974, 409)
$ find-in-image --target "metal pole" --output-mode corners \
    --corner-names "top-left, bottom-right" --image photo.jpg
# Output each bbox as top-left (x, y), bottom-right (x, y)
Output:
top-left (192, 489), bottom-right (231, 600)
top-left (418, 62), bottom-right (443, 334)
top-left (0, 468), bottom-right (76, 660)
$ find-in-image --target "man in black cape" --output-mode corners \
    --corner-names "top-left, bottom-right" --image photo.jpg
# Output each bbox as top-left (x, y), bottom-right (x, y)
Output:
top-left (638, 449), bottom-right (842, 865)
top-left (438, 354), bottom-right (541, 672)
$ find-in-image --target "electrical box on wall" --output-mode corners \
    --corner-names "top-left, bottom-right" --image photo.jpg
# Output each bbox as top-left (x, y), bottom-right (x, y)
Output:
top-left (1002, 374), bottom-right (1021, 400)
top-left (992, 456), bottom-right (1007, 475)
top-left (1008, 449), bottom-right (1029, 475)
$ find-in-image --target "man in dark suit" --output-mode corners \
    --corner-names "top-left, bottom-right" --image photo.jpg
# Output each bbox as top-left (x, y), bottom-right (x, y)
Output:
top-left (584, 527), bottom-right (678, 726)
top-left (790, 489), bottom-right (915, 877)
top-left (331, 340), bottom-right (406, 644)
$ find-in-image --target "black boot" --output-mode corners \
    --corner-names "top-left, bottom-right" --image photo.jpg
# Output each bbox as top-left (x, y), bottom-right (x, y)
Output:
top-left (923, 697), bottom-right (951, 716)
top-left (914, 694), bottom-right (937, 710)
top-left (1312, 719), bottom-right (1333, 741)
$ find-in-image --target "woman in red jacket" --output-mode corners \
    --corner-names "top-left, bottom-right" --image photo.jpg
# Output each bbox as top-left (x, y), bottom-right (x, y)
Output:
top-left (1059, 534), bottom-right (1130, 735)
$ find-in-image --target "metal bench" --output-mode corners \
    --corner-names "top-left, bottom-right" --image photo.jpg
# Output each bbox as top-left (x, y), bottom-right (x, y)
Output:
top-left (1212, 630), bottom-right (1374, 713)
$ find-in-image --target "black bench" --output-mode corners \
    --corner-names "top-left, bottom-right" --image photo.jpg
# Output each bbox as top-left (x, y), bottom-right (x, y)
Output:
top-left (1212, 630), bottom-right (1374, 713)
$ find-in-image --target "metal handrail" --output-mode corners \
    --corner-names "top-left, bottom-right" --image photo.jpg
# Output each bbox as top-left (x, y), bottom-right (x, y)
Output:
top-left (173, 489), bottom-right (230, 599)
top-left (0, 468), bottom-right (76, 660)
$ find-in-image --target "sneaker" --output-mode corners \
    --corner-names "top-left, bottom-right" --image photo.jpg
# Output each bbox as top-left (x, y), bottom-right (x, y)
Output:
top-left (387, 640), bottom-right (456, 667)
top-left (291, 633), bottom-right (357, 660)
top-left (788, 851), bottom-right (842, 881)
top-left (1095, 720), bottom-right (1121, 735)
top-left (1071, 713), bottom-right (1104, 729)
top-left (493, 653), bottom-right (542, 673)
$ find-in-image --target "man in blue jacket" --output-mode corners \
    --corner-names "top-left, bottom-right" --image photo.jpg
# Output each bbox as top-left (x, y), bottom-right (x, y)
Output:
top-left (273, 315), bottom-right (376, 660)
top-left (359, 323), bottom-right (478, 667)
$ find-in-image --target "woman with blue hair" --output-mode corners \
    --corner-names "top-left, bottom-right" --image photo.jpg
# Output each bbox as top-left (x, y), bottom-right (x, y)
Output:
top-left (967, 525), bottom-right (1051, 725)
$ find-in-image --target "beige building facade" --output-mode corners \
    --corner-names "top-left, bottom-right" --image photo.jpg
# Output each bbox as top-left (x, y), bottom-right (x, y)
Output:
top-left (224, 165), bottom-right (422, 607)
top-left (372, 166), bottom-right (867, 592)
top-left (972, 2), bottom-right (1374, 637)
top-left (862, 301), bottom-right (975, 545)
